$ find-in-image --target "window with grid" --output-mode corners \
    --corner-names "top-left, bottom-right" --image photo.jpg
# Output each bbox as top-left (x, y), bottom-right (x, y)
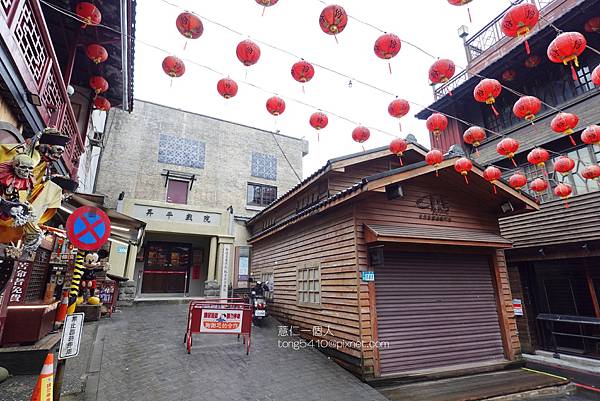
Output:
top-left (297, 264), bottom-right (320, 305)
top-left (573, 66), bottom-right (595, 96)
top-left (554, 146), bottom-right (598, 196)
top-left (247, 183), bottom-right (277, 207)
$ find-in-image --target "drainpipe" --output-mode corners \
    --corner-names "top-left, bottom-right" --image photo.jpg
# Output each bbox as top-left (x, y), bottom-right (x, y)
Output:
top-left (119, 0), bottom-right (130, 110)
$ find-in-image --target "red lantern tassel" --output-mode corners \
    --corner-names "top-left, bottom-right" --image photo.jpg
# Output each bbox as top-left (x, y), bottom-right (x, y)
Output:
top-left (475, 148), bottom-right (480, 158)
top-left (334, 34), bottom-right (339, 44)
top-left (448, 89), bottom-right (453, 97)
top-left (388, 62), bottom-right (392, 75)
top-left (435, 169), bottom-right (439, 177)
top-left (563, 200), bottom-right (570, 209)
top-left (262, 6), bottom-right (266, 16)
top-left (491, 104), bottom-right (500, 117)
top-left (492, 185), bottom-right (497, 195)
top-left (467, 7), bottom-right (472, 23)
top-left (398, 121), bottom-right (402, 132)
top-left (302, 85), bottom-right (305, 94)
top-left (361, 144), bottom-right (365, 152)
top-left (569, 135), bottom-right (576, 146)
top-left (317, 131), bottom-right (320, 142)
top-left (524, 40), bottom-right (530, 55)
top-left (398, 156), bottom-right (403, 167)
top-left (463, 174), bottom-right (469, 185)
top-left (570, 63), bottom-right (578, 81)
top-left (510, 158), bottom-right (517, 167)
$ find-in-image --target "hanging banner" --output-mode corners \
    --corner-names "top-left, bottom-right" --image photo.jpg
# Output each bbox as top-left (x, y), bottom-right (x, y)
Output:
top-left (220, 244), bottom-right (231, 299)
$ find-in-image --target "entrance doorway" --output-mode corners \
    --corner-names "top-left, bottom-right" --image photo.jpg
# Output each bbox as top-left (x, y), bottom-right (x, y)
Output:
top-left (141, 242), bottom-right (191, 295)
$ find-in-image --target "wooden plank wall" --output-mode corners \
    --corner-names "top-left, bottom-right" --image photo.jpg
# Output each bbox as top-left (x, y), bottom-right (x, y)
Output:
top-left (507, 264), bottom-right (537, 354)
top-left (328, 159), bottom-right (391, 194)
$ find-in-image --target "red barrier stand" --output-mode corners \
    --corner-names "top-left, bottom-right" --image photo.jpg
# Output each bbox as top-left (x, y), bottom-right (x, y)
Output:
top-left (184, 298), bottom-right (252, 355)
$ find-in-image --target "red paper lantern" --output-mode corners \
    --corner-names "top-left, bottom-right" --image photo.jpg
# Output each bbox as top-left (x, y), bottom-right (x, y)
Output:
top-left (217, 78), bottom-right (238, 99)
top-left (429, 59), bottom-right (456, 85)
top-left (426, 149), bottom-right (444, 175)
top-left (497, 138), bottom-right (520, 167)
top-left (584, 16), bottom-right (600, 32)
top-left (547, 32), bottom-right (587, 81)
top-left (89, 76), bottom-right (108, 94)
top-left (582, 165), bottom-right (600, 181)
top-left (592, 65), bottom-right (600, 86)
top-left (176, 12), bottom-right (203, 39)
top-left (426, 113), bottom-right (448, 140)
top-left (310, 112), bottom-right (328, 140)
top-left (447, 0), bottom-right (473, 4)
top-left (474, 79), bottom-right (502, 116)
top-left (463, 126), bottom-right (486, 149)
top-left (291, 60), bottom-right (315, 83)
top-left (524, 55), bottom-right (541, 69)
top-left (454, 157), bottom-right (473, 184)
top-left (389, 138), bottom-right (408, 166)
top-left (388, 99), bottom-right (410, 126)
top-left (86, 44), bottom-right (108, 64)
top-left (581, 125), bottom-right (600, 146)
top-left (94, 96), bottom-right (111, 111)
top-left (554, 183), bottom-right (573, 207)
top-left (501, 3), bottom-right (539, 54)
top-left (508, 172), bottom-right (527, 191)
top-left (554, 156), bottom-right (575, 176)
top-left (374, 33), bottom-right (401, 74)
top-left (513, 96), bottom-right (542, 121)
top-left (352, 126), bottom-right (370, 146)
top-left (266, 96), bottom-right (285, 116)
top-left (551, 112), bottom-right (579, 146)
top-left (256, 0), bottom-right (278, 8)
top-left (530, 178), bottom-right (548, 194)
top-left (502, 69), bottom-right (517, 82)
top-left (162, 56), bottom-right (185, 78)
top-left (75, 2), bottom-right (101, 27)
top-left (483, 166), bottom-right (502, 194)
top-left (236, 40), bottom-right (261, 67)
top-left (319, 5), bottom-right (348, 39)
top-left (527, 148), bottom-right (549, 168)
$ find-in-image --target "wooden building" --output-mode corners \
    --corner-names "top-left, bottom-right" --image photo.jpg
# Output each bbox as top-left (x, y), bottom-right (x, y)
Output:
top-left (247, 144), bottom-right (538, 379)
top-left (416, 0), bottom-right (600, 361)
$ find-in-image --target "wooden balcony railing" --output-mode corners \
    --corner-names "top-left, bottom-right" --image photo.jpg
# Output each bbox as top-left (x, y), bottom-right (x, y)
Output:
top-left (0, 0), bottom-right (85, 177)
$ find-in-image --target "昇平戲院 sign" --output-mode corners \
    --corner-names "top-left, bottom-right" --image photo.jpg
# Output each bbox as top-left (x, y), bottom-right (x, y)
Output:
top-left (200, 309), bottom-right (242, 334)
top-left (132, 204), bottom-right (221, 226)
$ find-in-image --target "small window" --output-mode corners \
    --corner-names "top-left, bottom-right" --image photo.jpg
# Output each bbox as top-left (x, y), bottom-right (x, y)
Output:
top-left (166, 179), bottom-right (189, 204)
top-left (247, 183), bottom-right (277, 207)
top-left (297, 264), bottom-right (320, 305)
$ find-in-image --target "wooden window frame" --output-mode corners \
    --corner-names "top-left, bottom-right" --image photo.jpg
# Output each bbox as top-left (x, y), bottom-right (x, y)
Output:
top-left (247, 182), bottom-right (278, 207)
top-left (165, 178), bottom-right (190, 205)
top-left (297, 262), bottom-right (321, 308)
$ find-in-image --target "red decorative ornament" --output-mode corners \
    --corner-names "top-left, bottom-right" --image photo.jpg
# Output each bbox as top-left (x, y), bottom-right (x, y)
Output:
top-left (501, 3), bottom-right (539, 54)
top-left (524, 55), bottom-right (541, 69)
top-left (374, 33), bottom-right (401, 73)
top-left (389, 138), bottom-right (408, 166)
top-left (551, 112), bottom-right (579, 146)
top-left (236, 40), bottom-right (261, 67)
top-left (497, 138), bottom-right (520, 167)
top-left (527, 147), bottom-right (549, 168)
top-left (592, 65), bottom-right (600, 86)
top-left (352, 126), bottom-right (370, 151)
top-left (454, 157), bottom-right (473, 184)
top-left (584, 16), bottom-right (600, 33)
top-left (266, 96), bottom-right (285, 116)
top-left (93, 96), bottom-right (111, 111)
top-left (529, 178), bottom-right (548, 196)
top-left (162, 56), bottom-right (185, 78)
top-left (388, 99), bottom-right (410, 131)
top-left (508, 172), bottom-right (528, 191)
top-left (474, 79), bottom-right (502, 116)
top-left (463, 126), bottom-right (486, 155)
top-left (502, 69), bottom-right (517, 82)
top-left (483, 166), bottom-right (502, 194)
top-left (89, 76), bottom-right (108, 94)
top-left (554, 183), bottom-right (573, 208)
top-left (176, 12), bottom-right (203, 39)
top-left (429, 59), bottom-right (456, 95)
top-left (513, 96), bottom-right (542, 122)
top-left (582, 165), bottom-right (600, 181)
top-left (547, 32), bottom-right (587, 81)
top-left (256, 0), bottom-right (278, 15)
top-left (309, 112), bottom-right (328, 141)
top-left (319, 5), bottom-right (348, 42)
top-left (426, 149), bottom-right (444, 176)
top-left (217, 78), bottom-right (238, 99)
top-left (581, 125), bottom-right (600, 146)
top-left (426, 113), bottom-right (448, 141)
top-left (554, 156), bottom-right (575, 176)
top-left (86, 44), bottom-right (108, 64)
top-left (291, 60), bottom-right (315, 92)
top-left (75, 2), bottom-right (101, 27)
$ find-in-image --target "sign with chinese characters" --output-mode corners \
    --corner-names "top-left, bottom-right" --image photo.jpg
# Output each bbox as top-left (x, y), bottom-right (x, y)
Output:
top-left (513, 299), bottom-right (523, 316)
top-left (416, 194), bottom-right (452, 222)
top-left (361, 271), bottom-right (375, 282)
top-left (200, 309), bottom-right (242, 334)
top-left (8, 261), bottom-right (32, 304)
top-left (58, 313), bottom-right (85, 359)
top-left (132, 204), bottom-right (220, 226)
top-left (220, 244), bottom-right (231, 299)
top-left (116, 245), bottom-right (128, 254)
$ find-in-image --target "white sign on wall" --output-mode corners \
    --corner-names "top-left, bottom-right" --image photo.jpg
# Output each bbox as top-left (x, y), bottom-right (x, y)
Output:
top-left (132, 204), bottom-right (220, 226)
top-left (58, 313), bottom-right (85, 359)
top-left (220, 244), bottom-right (231, 299)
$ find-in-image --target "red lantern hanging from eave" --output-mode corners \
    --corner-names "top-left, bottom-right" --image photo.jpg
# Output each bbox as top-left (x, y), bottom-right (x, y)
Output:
top-left (547, 32), bottom-right (587, 81)
top-left (388, 98), bottom-right (410, 131)
top-left (236, 40), bottom-right (261, 67)
top-left (389, 138), bottom-right (408, 166)
top-left (551, 112), bottom-right (579, 146)
top-left (513, 96), bottom-right (542, 122)
top-left (454, 157), bottom-right (473, 184)
top-left (483, 166), bottom-right (502, 194)
top-left (352, 126), bottom-right (370, 151)
top-left (266, 96), bottom-right (285, 116)
top-left (256, 0), bottom-right (279, 15)
top-left (176, 12), bottom-right (203, 40)
top-left (94, 96), bottom-right (111, 111)
top-left (217, 78), bottom-right (238, 99)
top-left (584, 16), bottom-right (600, 33)
top-left (581, 125), bottom-right (600, 146)
top-left (463, 126), bottom-right (486, 156)
top-left (291, 60), bottom-right (315, 93)
top-left (554, 155), bottom-right (575, 176)
top-left (501, 2), bottom-right (540, 54)
top-left (75, 2), bottom-right (101, 28)
top-left (508, 172), bottom-right (527, 191)
top-left (319, 4), bottom-right (348, 43)
top-left (582, 165), bottom-right (600, 182)
top-left (554, 183), bottom-right (573, 208)
top-left (474, 79), bottom-right (502, 117)
top-left (426, 113), bottom-right (448, 141)
top-left (89, 76), bottom-right (108, 94)
top-left (374, 33), bottom-right (401, 74)
top-left (497, 137), bottom-right (520, 167)
top-left (162, 56), bottom-right (185, 78)
top-left (525, 55), bottom-right (542, 69)
top-left (429, 59), bottom-right (456, 95)
top-left (86, 44), bottom-right (108, 64)
top-left (529, 178), bottom-right (549, 202)
top-left (426, 149), bottom-right (444, 176)
top-left (309, 112), bottom-right (328, 141)
top-left (592, 65), bottom-right (600, 86)
top-left (527, 147), bottom-right (550, 170)
top-left (502, 69), bottom-right (517, 82)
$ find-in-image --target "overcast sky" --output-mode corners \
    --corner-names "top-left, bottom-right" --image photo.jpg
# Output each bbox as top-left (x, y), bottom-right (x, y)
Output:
top-left (133, 0), bottom-right (514, 178)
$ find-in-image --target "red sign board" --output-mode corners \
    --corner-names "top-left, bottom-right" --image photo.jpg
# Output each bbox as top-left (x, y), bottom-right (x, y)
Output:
top-left (66, 206), bottom-right (111, 250)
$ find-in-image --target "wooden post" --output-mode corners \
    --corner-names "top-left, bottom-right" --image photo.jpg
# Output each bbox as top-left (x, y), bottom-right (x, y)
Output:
top-left (490, 250), bottom-right (516, 361)
top-left (585, 265), bottom-right (600, 319)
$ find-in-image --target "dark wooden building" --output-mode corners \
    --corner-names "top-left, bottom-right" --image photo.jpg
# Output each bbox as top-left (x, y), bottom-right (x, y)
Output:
top-left (416, 0), bottom-right (600, 360)
top-left (247, 144), bottom-right (538, 379)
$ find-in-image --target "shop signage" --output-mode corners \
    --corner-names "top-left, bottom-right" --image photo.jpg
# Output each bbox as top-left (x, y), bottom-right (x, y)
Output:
top-left (58, 313), bottom-right (85, 359)
top-left (513, 299), bottom-right (523, 316)
top-left (199, 309), bottom-right (242, 334)
top-left (66, 206), bottom-right (111, 251)
top-left (8, 261), bottom-right (32, 304)
top-left (416, 194), bottom-right (452, 222)
top-left (361, 271), bottom-right (375, 282)
top-left (220, 244), bottom-right (231, 299)
top-left (133, 204), bottom-right (220, 226)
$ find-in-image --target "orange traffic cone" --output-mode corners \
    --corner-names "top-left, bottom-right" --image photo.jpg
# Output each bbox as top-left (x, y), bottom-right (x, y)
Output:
top-left (54, 291), bottom-right (69, 324)
top-left (30, 353), bottom-right (54, 401)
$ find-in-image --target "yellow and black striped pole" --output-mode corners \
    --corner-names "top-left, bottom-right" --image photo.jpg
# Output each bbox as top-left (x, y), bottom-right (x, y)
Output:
top-left (66, 250), bottom-right (85, 315)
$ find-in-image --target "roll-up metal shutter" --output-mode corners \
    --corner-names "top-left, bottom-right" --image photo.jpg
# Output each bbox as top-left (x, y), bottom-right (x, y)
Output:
top-left (375, 252), bottom-right (505, 376)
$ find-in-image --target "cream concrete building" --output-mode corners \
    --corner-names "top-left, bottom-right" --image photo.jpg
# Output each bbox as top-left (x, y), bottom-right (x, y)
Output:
top-left (94, 100), bottom-right (307, 298)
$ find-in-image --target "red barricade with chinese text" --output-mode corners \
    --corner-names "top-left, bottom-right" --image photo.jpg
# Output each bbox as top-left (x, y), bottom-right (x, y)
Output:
top-left (184, 298), bottom-right (252, 355)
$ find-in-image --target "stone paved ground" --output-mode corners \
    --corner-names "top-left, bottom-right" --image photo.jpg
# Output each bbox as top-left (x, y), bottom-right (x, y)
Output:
top-left (87, 303), bottom-right (388, 401)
